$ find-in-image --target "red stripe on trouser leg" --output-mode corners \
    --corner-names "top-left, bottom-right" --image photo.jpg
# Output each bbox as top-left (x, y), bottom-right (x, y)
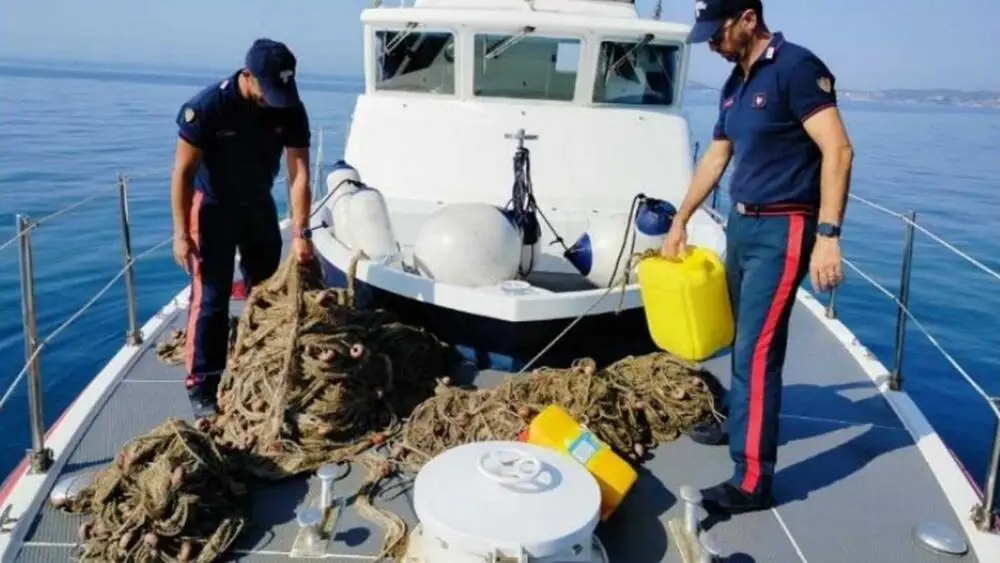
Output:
top-left (740, 214), bottom-right (805, 493)
top-left (184, 191), bottom-right (204, 376)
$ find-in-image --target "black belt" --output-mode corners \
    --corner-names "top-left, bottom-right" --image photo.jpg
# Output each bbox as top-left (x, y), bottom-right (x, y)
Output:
top-left (734, 202), bottom-right (816, 216)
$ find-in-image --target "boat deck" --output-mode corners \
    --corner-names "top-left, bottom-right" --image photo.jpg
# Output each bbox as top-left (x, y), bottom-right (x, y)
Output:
top-left (6, 289), bottom-right (980, 562)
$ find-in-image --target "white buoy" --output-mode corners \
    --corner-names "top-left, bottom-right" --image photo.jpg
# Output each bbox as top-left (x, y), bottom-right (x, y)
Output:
top-left (326, 161), bottom-right (362, 246)
top-left (564, 197), bottom-right (676, 287)
top-left (406, 441), bottom-right (609, 563)
top-left (323, 161), bottom-right (401, 264)
top-left (413, 203), bottom-right (523, 287)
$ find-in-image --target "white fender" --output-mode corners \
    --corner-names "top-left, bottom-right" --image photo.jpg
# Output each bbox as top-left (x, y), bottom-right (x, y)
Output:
top-left (564, 197), bottom-right (677, 287)
top-left (414, 203), bottom-right (522, 287)
top-left (324, 161), bottom-right (401, 264)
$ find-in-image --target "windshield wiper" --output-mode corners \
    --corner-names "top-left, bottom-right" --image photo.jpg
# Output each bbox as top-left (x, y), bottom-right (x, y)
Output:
top-left (485, 26), bottom-right (536, 60)
top-left (383, 21), bottom-right (421, 54)
top-left (609, 33), bottom-right (654, 75)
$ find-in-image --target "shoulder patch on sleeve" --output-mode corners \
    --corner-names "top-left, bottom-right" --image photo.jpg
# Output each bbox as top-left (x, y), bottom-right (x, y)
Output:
top-left (183, 107), bottom-right (196, 123)
top-left (817, 76), bottom-right (833, 93)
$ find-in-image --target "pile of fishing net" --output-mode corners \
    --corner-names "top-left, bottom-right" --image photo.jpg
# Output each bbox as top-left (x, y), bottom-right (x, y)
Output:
top-left (57, 251), bottom-right (722, 562)
top-left (55, 418), bottom-right (247, 562)
top-left (202, 255), bottom-right (452, 480)
top-left (396, 354), bottom-right (720, 473)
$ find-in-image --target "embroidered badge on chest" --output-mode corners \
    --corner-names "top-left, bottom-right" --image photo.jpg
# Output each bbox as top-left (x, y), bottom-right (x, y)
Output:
top-left (751, 92), bottom-right (767, 109)
top-left (723, 97), bottom-right (736, 109)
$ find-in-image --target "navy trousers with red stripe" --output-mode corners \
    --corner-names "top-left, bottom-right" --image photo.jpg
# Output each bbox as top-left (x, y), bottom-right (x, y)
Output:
top-left (724, 206), bottom-right (816, 496)
top-left (186, 192), bottom-right (282, 383)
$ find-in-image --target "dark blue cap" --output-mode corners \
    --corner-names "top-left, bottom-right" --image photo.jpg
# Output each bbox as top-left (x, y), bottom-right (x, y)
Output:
top-left (245, 38), bottom-right (300, 108)
top-left (687, 0), bottom-right (762, 44)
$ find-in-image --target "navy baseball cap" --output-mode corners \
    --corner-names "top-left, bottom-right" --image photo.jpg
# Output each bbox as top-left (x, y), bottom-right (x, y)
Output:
top-left (245, 38), bottom-right (301, 108)
top-left (687, 0), bottom-right (762, 44)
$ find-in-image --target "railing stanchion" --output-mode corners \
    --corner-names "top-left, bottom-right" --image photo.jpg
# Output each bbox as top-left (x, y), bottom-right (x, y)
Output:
top-left (117, 174), bottom-right (142, 346)
top-left (973, 401), bottom-right (1000, 531)
top-left (889, 210), bottom-right (916, 391)
top-left (16, 214), bottom-right (53, 473)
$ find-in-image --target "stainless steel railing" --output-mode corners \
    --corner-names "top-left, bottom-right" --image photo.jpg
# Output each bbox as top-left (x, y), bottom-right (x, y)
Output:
top-left (700, 170), bottom-right (1000, 532)
top-left (0, 128), bottom-right (328, 477)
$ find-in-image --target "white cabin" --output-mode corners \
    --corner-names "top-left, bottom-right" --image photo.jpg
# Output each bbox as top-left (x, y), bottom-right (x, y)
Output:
top-left (344, 0), bottom-right (696, 213)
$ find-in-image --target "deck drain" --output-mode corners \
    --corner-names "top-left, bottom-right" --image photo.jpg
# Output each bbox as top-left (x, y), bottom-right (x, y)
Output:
top-left (912, 522), bottom-right (969, 557)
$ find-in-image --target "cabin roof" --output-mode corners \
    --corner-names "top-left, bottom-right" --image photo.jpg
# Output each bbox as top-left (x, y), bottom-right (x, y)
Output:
top-left (413, 0), bottom-right (641, 18)
top-left (362, 3), bottom-right (692, 38)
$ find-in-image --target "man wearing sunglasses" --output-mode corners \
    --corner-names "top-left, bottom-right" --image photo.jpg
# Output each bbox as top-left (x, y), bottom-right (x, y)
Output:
top-left (661, 0), bottom-right (854, 515)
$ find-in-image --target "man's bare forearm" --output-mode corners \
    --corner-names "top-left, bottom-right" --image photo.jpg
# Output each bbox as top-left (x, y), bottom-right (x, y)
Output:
top-left (675, 140), bottom-right (732, 225)
top-left (289, 173), bottom-right (311, 234)
top-left (817, 144), bottom-right (853, 226)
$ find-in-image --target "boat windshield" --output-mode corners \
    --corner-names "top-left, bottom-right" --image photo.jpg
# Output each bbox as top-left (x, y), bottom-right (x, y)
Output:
top-left (473, 32), bottom-right (581, 102)
top-left (593, 38), bottom-right (680, 106)
top-left (375, 28), bottom-right (456, 94)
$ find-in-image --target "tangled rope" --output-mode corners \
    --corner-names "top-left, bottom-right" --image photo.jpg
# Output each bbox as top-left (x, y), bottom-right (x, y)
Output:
top-left (57, 249), bottom-right (721, 562)
top-left (58, 418), bottom-right (247, 562)
top-left (204, 254), bottom-right (450, 481)
top-left (395, 355), bottom-right (719, 474)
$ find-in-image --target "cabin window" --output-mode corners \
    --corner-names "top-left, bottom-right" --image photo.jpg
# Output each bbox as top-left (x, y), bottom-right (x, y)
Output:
top-left (473, 33), bottom-right (581, 102)
top-left (592, 38), bottom-right (680, 106)
top-left (374, 29), bottom-right (456, 94)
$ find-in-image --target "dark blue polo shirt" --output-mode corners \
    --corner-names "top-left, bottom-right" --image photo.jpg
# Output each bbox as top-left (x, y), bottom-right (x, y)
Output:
top-left (176, 71), bottom-right (311, 204)
top-left (713, 33), bottom-right (837, 207)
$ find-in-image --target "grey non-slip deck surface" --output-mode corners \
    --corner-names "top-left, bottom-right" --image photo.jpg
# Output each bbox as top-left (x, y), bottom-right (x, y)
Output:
top-left (10, 299), bottom-right (979, 562)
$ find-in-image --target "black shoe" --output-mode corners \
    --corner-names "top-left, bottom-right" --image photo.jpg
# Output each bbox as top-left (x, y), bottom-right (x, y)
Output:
top-left (700, 482), bottom-right (773, 515)
top-left (686, 418), bottom-right (729, 446)
top-left (184, 373), bottom-right (220, 418)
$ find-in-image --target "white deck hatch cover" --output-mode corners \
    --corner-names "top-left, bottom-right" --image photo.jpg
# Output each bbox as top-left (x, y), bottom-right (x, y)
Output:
top-left (412, 440), bottom-right (604, 560)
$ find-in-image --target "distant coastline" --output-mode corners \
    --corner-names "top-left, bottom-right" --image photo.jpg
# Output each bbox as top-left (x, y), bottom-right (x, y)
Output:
top-left (2, 58), bottom-right (997, 110)
top-left (687, 81), bottom-right (1000, 109)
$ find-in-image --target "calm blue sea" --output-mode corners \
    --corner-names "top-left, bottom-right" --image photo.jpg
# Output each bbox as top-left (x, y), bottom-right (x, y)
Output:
top-left (1, 60), bottom-right (998, 503)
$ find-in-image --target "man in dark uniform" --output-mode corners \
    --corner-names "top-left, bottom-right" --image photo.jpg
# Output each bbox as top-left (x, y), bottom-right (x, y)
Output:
top-left (661, 0), bottom-right (853, 514)
top-left (170, 38), bottom-right (315, 415)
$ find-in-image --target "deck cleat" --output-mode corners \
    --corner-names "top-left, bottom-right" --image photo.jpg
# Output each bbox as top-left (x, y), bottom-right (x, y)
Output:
top-left (289, 466), bottom-right (348, 559)
top-left (316, 463), bottom-right (345, 509)
top-left (292, 507), bottom-right (324, 555)
top-left (669, 485), bottom-right (718, 563)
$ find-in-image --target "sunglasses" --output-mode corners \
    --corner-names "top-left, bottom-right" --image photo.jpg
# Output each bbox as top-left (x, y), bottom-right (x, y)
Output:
top-left (708, 11), bottom-right (749, 46)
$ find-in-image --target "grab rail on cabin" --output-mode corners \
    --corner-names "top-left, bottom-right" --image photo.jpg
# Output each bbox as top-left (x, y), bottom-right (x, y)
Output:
top-left (693, 142), bottom-right (999, 532)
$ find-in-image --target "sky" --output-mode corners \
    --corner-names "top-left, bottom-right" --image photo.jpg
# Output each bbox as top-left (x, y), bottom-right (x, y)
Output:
top-left (0, 0), bottom-right (997, 91)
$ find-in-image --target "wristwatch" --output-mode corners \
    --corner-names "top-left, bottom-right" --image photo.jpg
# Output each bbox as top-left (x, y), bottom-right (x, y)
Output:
top-left (817, 222), bottom-right (841, 238)
top-left (296, 227), bottom-right (312, 240)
